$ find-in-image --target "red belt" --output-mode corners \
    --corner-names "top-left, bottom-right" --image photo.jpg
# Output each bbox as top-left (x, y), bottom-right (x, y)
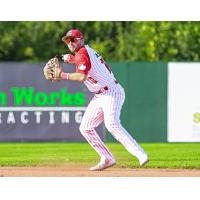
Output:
top-left (95, 81), bottom-right (118, 94)
top-left (96, 86), bottom-right (108, 94)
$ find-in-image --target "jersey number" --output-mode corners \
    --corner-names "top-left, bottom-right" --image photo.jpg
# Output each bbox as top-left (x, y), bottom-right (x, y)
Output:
top-left (95, 53), bottom-right (111, 73)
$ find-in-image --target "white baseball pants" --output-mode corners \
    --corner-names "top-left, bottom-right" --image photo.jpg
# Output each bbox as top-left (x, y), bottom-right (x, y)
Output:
top-left (79, 83), bottom-right (147, 163)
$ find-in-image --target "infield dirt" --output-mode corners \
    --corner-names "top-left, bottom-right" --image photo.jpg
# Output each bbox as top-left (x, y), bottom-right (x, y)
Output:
top-left (0, 165), bottom-right (200, 177)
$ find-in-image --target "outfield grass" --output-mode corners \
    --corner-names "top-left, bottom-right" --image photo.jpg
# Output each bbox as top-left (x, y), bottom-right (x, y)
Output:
top-left (0, 142), bottom-right (200, 169)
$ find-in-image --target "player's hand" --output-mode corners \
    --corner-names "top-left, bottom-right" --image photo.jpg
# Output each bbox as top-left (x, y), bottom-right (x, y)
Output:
top-left (62, 54), bottom-right (75, 63)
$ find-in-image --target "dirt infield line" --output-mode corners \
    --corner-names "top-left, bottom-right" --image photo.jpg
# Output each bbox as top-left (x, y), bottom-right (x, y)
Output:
top-left (0, 165), bottom-right (200, 177)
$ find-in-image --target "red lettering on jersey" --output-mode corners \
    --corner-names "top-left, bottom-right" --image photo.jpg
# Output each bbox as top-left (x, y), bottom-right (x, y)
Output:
top-left (87, 76), bottom-right (98, 84)
top-left (100, 58), bottom-right (111, 73)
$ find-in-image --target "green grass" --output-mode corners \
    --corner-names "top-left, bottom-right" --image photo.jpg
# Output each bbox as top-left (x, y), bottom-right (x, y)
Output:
top-left (0, 142), bottom-right (200, 169)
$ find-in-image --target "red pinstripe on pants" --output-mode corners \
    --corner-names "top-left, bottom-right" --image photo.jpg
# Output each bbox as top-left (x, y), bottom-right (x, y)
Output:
top-left (79, 83), bottom-right (147, 162)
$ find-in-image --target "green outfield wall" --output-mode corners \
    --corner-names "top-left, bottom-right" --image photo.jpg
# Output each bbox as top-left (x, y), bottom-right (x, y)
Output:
top-left (0, 62), bottom-right (168, 142)
top-left (107, 62), bottom-right (168, 142)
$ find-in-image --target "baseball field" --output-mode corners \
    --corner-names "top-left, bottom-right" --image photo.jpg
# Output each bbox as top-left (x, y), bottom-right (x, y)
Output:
top-left (0, 142), bottom-right (200, 177)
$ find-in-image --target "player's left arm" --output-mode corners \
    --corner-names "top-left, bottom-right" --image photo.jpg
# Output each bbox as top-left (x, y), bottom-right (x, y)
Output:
top-left (61, 72), bottom-right (87, 82)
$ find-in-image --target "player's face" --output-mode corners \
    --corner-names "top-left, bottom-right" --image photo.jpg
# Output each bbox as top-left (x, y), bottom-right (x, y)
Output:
top-left (65, 37), bottom-right (81, 53)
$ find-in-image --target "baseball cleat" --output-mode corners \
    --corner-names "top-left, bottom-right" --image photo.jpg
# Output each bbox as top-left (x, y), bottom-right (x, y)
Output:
top-left (139, 154), bottom-right (149, 166)
top-left (90, 159), bottom-right (116, 171)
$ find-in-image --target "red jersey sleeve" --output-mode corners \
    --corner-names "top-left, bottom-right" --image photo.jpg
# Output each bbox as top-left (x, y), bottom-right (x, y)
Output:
top-left (74, 48), bottom-right (91, 75)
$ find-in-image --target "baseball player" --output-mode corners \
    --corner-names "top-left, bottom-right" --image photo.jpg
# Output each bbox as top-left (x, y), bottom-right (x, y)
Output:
top-left (44, 29), bottom-right (149, 170)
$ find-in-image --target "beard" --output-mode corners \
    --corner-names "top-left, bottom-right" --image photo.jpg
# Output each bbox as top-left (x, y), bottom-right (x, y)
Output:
top-left (68, 44), bottom-right (76, 53)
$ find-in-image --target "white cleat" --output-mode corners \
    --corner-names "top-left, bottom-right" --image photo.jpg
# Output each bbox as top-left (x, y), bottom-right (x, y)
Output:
top-left (90, 159), bottom-right (116, 171)
top-left (139, 154), bottom-right (149, 166)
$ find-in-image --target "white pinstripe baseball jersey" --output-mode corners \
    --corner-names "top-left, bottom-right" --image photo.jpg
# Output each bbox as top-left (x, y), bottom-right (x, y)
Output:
top-left (73, 45), bottom-right (117, 93)
top-left (84, 45), bottom-right (117, 92)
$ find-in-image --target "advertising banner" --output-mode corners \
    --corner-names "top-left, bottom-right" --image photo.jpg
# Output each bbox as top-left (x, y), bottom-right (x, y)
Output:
top-left (0, 62), bottom-right (105, 141)
top-left (168, 62), bottom-right (200, 142)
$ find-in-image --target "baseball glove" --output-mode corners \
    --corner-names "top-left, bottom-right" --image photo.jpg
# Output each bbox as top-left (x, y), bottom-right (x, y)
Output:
top-left (43, 57), bottom-right (63, 81)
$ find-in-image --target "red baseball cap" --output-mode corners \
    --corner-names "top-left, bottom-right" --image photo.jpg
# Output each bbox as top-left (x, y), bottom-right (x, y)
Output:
top-left (62, 29), bottom-right (84, 42)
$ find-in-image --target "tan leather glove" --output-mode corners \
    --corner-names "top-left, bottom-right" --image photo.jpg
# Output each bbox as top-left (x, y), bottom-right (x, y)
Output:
top-left (43, 57), bottom-right (63, 81)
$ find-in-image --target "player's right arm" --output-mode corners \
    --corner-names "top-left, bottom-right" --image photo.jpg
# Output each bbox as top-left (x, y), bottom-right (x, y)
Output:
top-left (60, 50), bottom-right (91, 83)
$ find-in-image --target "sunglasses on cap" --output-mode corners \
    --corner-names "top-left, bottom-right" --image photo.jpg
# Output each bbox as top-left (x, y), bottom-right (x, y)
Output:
top-left (65, 37), bottom-right (79, 45)
top-left (63, 36), bottom-right (83, 44)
